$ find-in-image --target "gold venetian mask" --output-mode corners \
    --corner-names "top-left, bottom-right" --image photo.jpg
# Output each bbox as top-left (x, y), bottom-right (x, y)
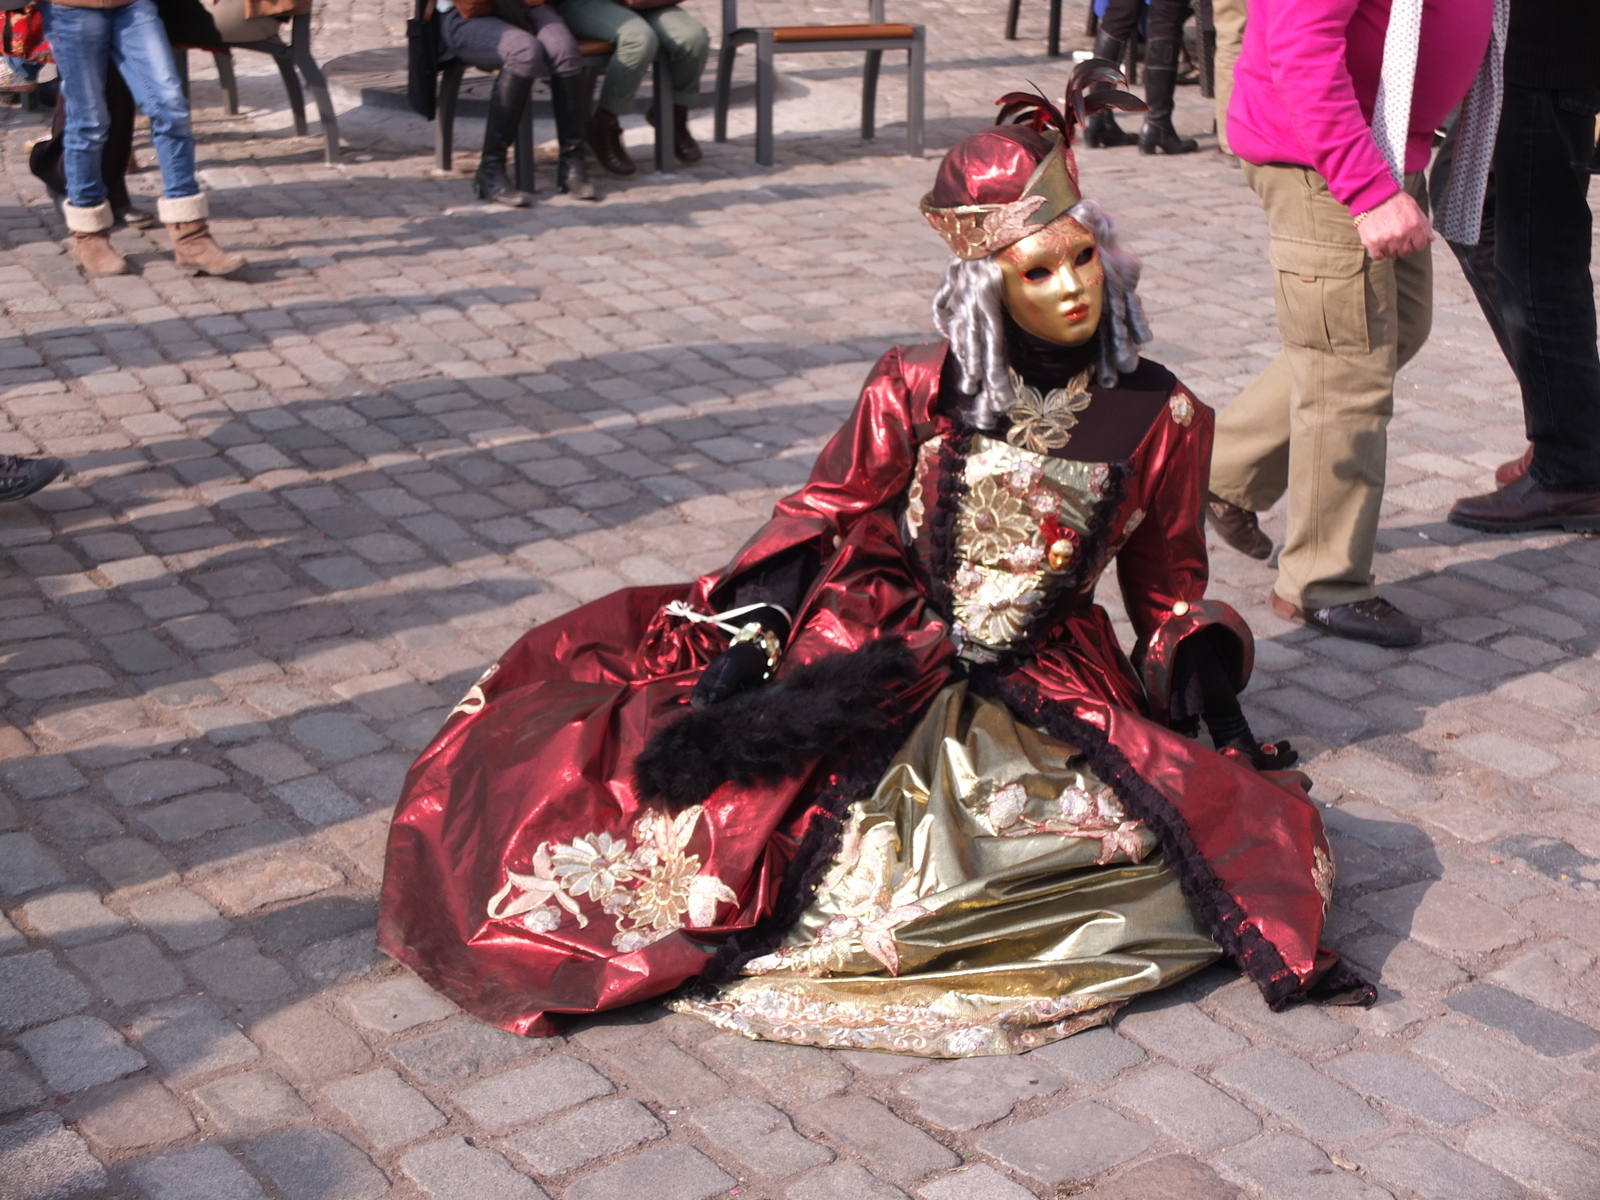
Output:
top-left (996, 214), bottom-right (1104, 347)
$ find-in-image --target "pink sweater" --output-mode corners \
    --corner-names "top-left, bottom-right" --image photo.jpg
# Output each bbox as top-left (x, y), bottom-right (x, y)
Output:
top-left (1227, 0), bottom-right (1494, 216)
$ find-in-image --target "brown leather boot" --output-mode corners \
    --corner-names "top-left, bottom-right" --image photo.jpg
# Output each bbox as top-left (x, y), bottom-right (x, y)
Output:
top-left (64, 200), bottom-right (128, 277)
top-left (672, 105), bottom-right (702, 164)
top-left (1205, 493), bottom-right (1272, 560)
top-left (1495, 444), bottom-right (1534, 486)
top-left (586, 108), bottom-right (636, 176)
top-left (159, 194), bottom-right (245, 278)
top-left (1448, 471), bottom-right (1600, 534)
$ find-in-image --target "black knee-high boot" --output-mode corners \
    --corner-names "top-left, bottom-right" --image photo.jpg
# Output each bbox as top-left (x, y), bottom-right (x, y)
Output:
top-left (1138, 38), bottom-right (1199, 155)
top-left (550, 73), bottom-right (597, 201)
top-left (476, 69), bottom-right (535, 206)
top-left (1085, 31), bottom-right (1136, 148)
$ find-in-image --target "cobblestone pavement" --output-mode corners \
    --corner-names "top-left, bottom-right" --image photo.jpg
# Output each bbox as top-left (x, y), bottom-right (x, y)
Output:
top-left (4, 3), bottom-right (1600, 1199)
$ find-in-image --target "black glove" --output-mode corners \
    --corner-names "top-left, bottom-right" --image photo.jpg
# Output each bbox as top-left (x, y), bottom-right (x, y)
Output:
top-left (1170, 626), bottom-right (1297, 770)
top-left (689, 606), bottom-right (790, 709)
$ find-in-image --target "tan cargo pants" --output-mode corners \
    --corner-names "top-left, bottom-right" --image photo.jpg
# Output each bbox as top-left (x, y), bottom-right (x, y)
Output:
top-left (1211, 0), bottom-right (1245, 154)
top-left (1209, 164), bottom-right (1433, 612)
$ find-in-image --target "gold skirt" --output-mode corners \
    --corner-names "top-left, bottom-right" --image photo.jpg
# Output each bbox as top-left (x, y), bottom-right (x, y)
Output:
top-left (673, 683), bottom-right (1222, 1057)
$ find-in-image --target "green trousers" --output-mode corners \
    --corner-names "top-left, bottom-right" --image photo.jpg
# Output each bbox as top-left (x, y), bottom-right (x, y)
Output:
top-left (553, 0), bottom-right (708, 114)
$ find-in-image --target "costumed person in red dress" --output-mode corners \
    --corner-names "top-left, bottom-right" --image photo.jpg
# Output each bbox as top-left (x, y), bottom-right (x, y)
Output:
top-left (379, 64), bottom-right (1373, 1057)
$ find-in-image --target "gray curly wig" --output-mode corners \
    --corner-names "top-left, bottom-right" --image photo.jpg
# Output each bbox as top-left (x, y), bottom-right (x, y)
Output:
top-left (931, 199), bottom-right (1152, 430)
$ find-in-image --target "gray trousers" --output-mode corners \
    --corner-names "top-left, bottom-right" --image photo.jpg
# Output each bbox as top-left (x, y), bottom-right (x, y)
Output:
top-left (441, 5), bottom-right (581, 80)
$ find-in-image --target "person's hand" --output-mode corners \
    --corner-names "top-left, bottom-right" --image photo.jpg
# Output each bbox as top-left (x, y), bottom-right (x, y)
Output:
top-left (1355, 189), bottom-right (1432, 261)
top-left (689, 642), bottom-right (770, 708)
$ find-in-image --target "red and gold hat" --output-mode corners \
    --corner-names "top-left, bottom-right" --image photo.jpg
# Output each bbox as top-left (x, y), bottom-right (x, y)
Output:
top-left (921, 61), bottom-right (1146, 261)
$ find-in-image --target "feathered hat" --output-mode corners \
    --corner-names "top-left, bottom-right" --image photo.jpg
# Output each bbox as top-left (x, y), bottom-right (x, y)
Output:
top-left (921, 62), bottom-right (1146, 260)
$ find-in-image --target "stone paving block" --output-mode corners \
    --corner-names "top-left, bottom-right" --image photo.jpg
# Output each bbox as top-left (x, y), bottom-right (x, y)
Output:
top-left (915, 1164), bottom-right (1034, 1200)
top-left (257, 896), bottom-right (375, 955)
top-left (132, 996), bottom-right (261, 1081)
top-left (344, 973), bottom-right (458, 1035)
top-left (137, 792), bottom-right (261, 842)
top-left (227, 741), bottom-right (316, 785)
top-left (1445, 983), bottom-right (1600, 1056)
top-left (103, 760), bottom-right (229, 806)
top-left (193, 1070), bottom-right (315, 1138)
top-left (566, 1145), bottom-right (735, 1200)
top-left (603, 1035), bottom-right (727, 1108)
top-left (288, 714), bottom-right (388, 764)
top-left (1106, 1062), bottom-right (1260, 1150)
top-left (245, 1128), bottom-right (390, 1200)
top-left (1342, 932), bottom-right (1467, 995)
top-left (0, 1112), bottom-right (108, 1200)
top-left (1116, 996), bottom-right (1248, 1068)
top-left (271, 777), bottom-right (364, 825)
top-left (0, 910), bottom-right (23, 955)
top-left (83, 837), bottom-right (177, 892)
top-left (839, 1050), bottom-right (922, 1075)
top-left (196, 852), bottom-right (343, 915)
top-left (696, 1032), bottom-right (852, 1103)
top-left (1218, 1132), bottom-right (1392, 1200)
top-left (324, 1068), bottom-right (446, 1151)
top-left (65, 1077), bottom-right (197, 1151)
top-left (1204, 977), bottom-right (1357, 1050)
top-left (1028, 1024), bottom-right (1146, 1083)
top-left (1356, 880), bottom-right (1531, 954)
top-left (1214, 1050), bottom-right (1386, 1140)
top-left (977, 1100), bottom-right (1154, 1187)
top-left (123, 889), bottom-right (230, 951)
top-left (67, 933), bottom-right (184, 1005)
top-left (1362, 1134), bottom-right (1521, 1200)
top-left (126, 1144), bottom-right (266, 1200)
top-left (0, 832), bottom-right (68, 895)
top-left (1071, 1154), bottom-right (1245, 1200)
top-left (504, 1097), bottom-right (666, 1176)
top-left (691, 1097), bottom-right (834, 1178)
top-left (386, 1017), bottom-right (537, 1086)
top-left (299, 928), bottom-right (386, 986)
top-left (1464, 1117), bottom-right (1600, 1200)
top-left (400, 1137), bottom-right (548, 1200)
top-left (799, 1095), bottom-right (961, 1182)
top-left (0, 949), bottom-right (90, 1033)
top-left (897, 1053), bottom-right (1062, 1130)
top-left (19, 885), bottom-right (130, 945)
top-left (787, 1163), bottom-right (909, 1200)
top-left (252, 1001), bottom-right (373, 1079)
top-left (185, 938), bottom-right (296, 1003)
top-left (16, 1014), bottom-right (145, 1093)
top-left (1326, 1050), bottom-right (1491, 1125)
top-left (0, 1048), bottom-right (46, 1115)
top-left (454, 1055), bottom-right (616, 1131)
top-left (1410, 1021), bottom-right (1565, 1102)
top-left (2, 758), bottom-right (87, 802)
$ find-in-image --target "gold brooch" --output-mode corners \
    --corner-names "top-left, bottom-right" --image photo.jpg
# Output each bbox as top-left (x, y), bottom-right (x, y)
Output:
top-left (1005, 367), bottom-right (1094, 454)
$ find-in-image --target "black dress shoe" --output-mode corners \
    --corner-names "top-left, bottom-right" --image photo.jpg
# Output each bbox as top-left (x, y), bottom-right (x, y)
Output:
top-left (1271, 592), bottom-right (1422, 647)
top-left (1206, 493), bottom-right (1272, 560)
top-left (0, 455), bottom-right (64, 503)
top-left (1448, 471), bottom-right (1600, 534)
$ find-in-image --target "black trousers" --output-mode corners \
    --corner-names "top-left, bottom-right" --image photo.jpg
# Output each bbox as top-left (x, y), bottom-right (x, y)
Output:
top-left (440, 5), bottom-right (580, 80)
top-left (1098, 0), bottom-right (1201, 45)
top-left (1433, 84), bottom-right (1600, 493)
top-left (29, 62), bottom-right (135, 211)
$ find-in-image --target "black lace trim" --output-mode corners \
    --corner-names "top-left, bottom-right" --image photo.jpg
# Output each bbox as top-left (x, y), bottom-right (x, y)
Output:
top-left (986, 673), bottom-right (1374, 1011)
top-left (922, 425), bottom-right (971, 625)
top-left (699, 704), bottom-right (927, 985)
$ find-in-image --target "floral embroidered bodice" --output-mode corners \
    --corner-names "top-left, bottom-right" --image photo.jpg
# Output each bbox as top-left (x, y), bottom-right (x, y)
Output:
top-left (902, 433), bottom-right (1142, 660)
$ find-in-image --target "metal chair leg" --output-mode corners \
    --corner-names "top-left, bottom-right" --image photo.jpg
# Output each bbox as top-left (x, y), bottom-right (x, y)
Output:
top-left (653, 47), bottom-right (670, 173)
top-left (905, 29), bottom-right (924, 158)
top-left (515, 101), bottom-right (534, 192)
top-left (713, 41), bottom-right (737, 143)
top-left (861, 48), bottom-right (881, 141)
top-left (754, 29), bottom-right (774, 166)
top-left (289, 16), bottom-right (340, 164)
top-left (437, 62), bottom-right (463, 172)
top-left (267, 44), bottom-right (309, 136)
top-left (212, 51), bottom-right (238, 114)
top-left (1048, 0), bottom-right (1063, 56)
top-left (1005, 0), bottom-right (1021, 39)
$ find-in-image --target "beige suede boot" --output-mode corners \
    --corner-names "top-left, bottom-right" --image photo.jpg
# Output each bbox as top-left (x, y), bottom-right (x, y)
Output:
top-left (64, 200), bottom-right (129, 277)
top-left (158, 194), bottom-right (245, 278)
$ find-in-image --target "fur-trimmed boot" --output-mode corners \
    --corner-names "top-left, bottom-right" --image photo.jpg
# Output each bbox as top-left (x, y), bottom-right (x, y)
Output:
top-left (159, 194), bottom-right (245, 277)
top-left (64, 200), bottom-right (128, 277)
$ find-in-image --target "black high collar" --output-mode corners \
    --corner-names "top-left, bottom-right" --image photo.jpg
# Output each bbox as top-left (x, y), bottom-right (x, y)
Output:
top-left (1003, 309), bottom-right (1101, 390)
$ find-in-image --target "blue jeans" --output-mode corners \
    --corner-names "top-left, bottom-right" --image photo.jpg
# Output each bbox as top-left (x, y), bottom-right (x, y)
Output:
top-left (42, 0), bottom-right (198, 208)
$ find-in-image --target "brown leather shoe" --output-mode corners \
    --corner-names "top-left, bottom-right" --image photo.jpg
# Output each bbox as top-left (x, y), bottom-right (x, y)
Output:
top-left (1494, 444), bottom-right (1534, 487)
top-left (586, 108), bottom-right (636, 176)
top-left (159, 194), bottom-right (245, 278)
top-left (672, 105), bottom-right (701, 163)
top-left (1448, 471), bottom-right (1600, 534)
top-left (1205, 493), bottom-right (1272, 560)
top-left (64, 200), bottom-right (129, 277)
top-left (1270, 591), bottom-right (1422, 647)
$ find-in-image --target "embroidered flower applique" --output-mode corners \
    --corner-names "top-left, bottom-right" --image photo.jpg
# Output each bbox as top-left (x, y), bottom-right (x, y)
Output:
top-left (1005, 367), bottom-right (1095, 454)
